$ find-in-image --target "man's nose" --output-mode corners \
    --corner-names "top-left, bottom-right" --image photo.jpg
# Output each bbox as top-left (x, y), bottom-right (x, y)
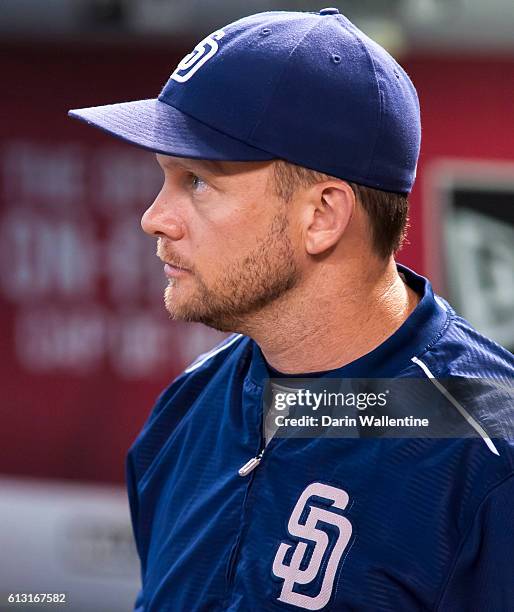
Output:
top-left (141, 193), bottom-right (185, 240)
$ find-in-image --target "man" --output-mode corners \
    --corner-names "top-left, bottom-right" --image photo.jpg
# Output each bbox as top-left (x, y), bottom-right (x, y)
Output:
top-left (69, 9), bottom-right (514, 611)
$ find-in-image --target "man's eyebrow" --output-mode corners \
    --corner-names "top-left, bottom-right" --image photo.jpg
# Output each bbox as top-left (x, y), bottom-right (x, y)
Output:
top-left (188, 158), bottom-right (227, 175)
top-left (156, 154), bottom-right (226, 176)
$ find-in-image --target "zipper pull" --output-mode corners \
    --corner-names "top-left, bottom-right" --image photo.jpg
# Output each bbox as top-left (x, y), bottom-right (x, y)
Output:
top-left (238, 449), bottom-right (264, 477)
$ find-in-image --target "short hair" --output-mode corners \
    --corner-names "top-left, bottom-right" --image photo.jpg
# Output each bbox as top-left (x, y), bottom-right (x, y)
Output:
top-left (271, 159), bottom-right (409, 259)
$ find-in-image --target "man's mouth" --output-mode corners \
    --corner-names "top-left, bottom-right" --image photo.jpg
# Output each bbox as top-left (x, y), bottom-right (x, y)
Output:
top-left (164, 259), bottom-right (188, 270)
top-left (156, 241), bottom-right (192, 277)
top-left (163, 261), bottom-right (191, 278)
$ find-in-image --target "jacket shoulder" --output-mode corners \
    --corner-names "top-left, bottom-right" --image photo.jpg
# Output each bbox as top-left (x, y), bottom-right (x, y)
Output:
top-left (409, 303), bottom-right (514, 468)
top-left (419, 303), bottom-right (514, 380)
top-left (128, 333), bottom-right (251, 482)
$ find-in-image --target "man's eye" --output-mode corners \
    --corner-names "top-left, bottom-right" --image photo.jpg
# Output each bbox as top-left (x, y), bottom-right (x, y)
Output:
top-left (188, 173), bottom-right (207, 192)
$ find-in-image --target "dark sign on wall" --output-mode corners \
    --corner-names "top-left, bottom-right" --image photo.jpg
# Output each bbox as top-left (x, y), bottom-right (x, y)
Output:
top-left (426, 160), bottom-right (514, 352)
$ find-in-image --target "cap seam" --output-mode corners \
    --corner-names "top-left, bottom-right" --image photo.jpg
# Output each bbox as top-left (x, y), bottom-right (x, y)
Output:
top-left (339, 20), bottom-right (383, 181)
top-left (247, 17), bottom-right (324, 142)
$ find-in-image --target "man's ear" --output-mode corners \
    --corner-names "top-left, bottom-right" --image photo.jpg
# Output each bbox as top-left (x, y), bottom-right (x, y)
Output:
top-left (303, 181), bottom-right (355, 255)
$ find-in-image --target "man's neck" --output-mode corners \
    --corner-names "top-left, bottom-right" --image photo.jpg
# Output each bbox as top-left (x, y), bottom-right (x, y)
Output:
top-left (244, 259), bottom-right (421, 374)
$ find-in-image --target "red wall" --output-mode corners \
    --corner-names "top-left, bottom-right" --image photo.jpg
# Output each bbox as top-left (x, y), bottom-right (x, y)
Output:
top-left (401, 53), bottom-right (514, 270)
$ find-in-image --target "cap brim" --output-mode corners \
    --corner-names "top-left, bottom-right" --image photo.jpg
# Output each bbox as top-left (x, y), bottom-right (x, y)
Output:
top-left (68, 98), bottom-right (275, 161)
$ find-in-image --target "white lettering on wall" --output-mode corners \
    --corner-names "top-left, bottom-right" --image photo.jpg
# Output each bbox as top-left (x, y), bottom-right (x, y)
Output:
top-left (1, 140), bottom-right (223, 379)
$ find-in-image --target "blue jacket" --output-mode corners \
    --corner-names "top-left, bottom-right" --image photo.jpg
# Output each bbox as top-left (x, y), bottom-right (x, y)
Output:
top-left (127, 265), bottom-right (514, 611)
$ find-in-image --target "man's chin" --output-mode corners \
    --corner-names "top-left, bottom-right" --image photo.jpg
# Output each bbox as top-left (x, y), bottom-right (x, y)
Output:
top-left (164, 295), bottom-right (192, 322)
top-left (164, 285), bottom-right (190, 320)
top-left (163, 290), bottom-right (240, 332)
top-left (164, 287), bottom-right (210, 324)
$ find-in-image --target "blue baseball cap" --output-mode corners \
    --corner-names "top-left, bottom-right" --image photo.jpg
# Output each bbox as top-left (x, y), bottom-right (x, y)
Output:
top-left (69, 9), bottom-right (421, 193)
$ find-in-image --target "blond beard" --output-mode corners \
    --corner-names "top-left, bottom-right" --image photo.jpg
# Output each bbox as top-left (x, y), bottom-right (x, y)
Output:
top-left (160, 211), bottom-right (299, 332)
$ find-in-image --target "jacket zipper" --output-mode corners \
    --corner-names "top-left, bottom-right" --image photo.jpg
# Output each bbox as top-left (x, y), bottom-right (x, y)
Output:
top-left (225, 446), bottom-right (263, 593)
top-left (238, 380), bottom-right (282, 476)
top-left (225, 392), bottom-right (267, 597)
top-left (238, 448), bottom-right (265, 476)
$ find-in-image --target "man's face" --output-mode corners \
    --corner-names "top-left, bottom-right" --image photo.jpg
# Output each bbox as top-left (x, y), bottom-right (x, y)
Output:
top-left (141, 154), bottom-right (300, 331)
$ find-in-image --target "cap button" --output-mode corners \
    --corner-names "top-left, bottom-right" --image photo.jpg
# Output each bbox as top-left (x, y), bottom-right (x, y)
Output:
top-left (319, 7), bottom-right (340, 15)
